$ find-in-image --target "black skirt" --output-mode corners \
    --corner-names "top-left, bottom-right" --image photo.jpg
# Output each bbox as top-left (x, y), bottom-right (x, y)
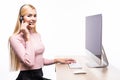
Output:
top-left (16, 68), bottom-right (51, 80)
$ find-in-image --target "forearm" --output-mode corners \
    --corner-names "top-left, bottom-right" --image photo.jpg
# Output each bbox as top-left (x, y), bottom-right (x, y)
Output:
top-left (44, 57), bottom-right (76, 65)
top-left (54, 58), bottom-right (60, 63)
top-left (9, 35), bottom-right (35, 67)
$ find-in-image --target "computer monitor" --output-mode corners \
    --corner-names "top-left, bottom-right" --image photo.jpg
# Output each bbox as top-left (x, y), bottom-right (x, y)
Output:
top-left (85, 14), bottom-right (109, 68)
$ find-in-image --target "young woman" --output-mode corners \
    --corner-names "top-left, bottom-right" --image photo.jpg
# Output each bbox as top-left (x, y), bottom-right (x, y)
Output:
top-left (8, 4), bottom-right (75, 80)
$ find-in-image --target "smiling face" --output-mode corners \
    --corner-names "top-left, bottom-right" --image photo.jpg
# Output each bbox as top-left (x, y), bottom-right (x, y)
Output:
top-left (20, 4), bottom-right (37, 31)
top-left (23, 7), bottom-right (37, 30)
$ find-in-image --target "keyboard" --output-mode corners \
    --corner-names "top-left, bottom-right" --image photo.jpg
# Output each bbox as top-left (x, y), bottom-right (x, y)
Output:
top-left (73, 69), bottom-right (87, 74)
top-left (68, 62), bottom-right (82, 69)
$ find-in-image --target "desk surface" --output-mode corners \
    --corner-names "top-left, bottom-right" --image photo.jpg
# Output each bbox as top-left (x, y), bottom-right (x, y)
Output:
top-left (55, 55), bottom-right (120, 80)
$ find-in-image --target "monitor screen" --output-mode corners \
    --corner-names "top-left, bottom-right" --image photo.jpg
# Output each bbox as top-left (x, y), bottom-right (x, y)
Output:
top-left (85, 14), bottom-right (102, 59)
top-left (85, 14), bottom-right (109, 68)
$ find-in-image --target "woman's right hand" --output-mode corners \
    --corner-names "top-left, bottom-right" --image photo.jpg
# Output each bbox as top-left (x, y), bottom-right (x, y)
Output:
top-left (20, 22), bottom-right (30, 41)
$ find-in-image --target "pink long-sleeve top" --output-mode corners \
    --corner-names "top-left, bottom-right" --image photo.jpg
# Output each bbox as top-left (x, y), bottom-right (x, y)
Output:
top-left (9, 32), bottom-right (54, 71)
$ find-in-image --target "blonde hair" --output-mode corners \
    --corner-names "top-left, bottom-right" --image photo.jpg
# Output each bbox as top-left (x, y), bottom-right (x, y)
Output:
top-left (9, 4), bottom-right (37, 71)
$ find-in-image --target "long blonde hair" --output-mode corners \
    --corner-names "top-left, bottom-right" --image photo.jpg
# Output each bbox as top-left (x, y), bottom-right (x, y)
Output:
top-left (9, 4), bottom-right (37, 71)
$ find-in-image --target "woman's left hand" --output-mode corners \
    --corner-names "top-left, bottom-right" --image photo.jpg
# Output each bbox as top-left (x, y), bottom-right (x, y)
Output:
top-left (54, 58), bottom-right (76, 64)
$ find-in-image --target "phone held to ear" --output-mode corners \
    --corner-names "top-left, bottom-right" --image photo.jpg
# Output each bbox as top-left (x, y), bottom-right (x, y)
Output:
top-left (20, 16), bottom-right (23, 23)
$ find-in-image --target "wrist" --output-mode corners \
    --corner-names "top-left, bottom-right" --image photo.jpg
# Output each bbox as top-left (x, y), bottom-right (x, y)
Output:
top-left (26, 34), bottom-right (30, 41)
top-left (54, 58), bottom-right (58, 63)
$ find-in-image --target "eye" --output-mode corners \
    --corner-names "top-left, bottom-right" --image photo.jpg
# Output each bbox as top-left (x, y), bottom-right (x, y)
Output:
top-left (27, 14), bottom-right (32, 17)
top-left (34, 14), bottom-right (37, 17)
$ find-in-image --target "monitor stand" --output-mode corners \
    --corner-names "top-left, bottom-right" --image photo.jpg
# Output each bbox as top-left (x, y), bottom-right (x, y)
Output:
top-left (87, 45), bottom-right (109, 68)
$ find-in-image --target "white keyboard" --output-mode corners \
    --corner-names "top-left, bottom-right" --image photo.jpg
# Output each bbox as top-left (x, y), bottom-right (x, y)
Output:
top-left (68, 63), bottom-right (82, 69)
top-left (73, 70), bottom-right (87, 74)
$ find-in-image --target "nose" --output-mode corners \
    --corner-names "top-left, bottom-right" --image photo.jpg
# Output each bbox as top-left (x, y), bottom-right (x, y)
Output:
top-left (31, 16), bottom-right (36, 21)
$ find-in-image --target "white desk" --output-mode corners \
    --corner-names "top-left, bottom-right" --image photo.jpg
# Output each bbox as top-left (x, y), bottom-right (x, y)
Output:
top-left (55, 55), bottom-right (120, 80)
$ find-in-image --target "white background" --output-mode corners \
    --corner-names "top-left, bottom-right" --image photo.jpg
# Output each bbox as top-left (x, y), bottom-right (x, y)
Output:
top-left (0, 0), bottom-right (120, 80)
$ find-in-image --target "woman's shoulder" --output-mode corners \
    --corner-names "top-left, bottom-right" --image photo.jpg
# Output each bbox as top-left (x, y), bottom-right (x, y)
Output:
top-left (9, 33), bottom-right (24, 41)
top-left (9, 34), bottom-right (17, 43)
top-left (9, 34), bottom-right (17, 40)
top-left (10, 33), bottom-right (21, 38)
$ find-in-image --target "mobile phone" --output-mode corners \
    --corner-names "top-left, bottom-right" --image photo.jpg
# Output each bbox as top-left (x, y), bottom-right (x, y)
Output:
top-left (20, 16), bottom-right (23, 23)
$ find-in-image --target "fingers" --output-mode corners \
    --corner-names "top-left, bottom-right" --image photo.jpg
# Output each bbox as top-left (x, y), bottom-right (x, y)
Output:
top-left (21, 21), bottom-right (29, 28)
top-left (20, 21), bottom-right (29, 32)
top-left (55, 58), bottom-right (76, 64)
top-left (63, 58), bottom-right (76, 64)
top-left (20, 22), bottom-right (30, 41)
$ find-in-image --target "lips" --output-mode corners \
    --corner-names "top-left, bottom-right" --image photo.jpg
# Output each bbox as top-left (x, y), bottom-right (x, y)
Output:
top-left (29, 22), bottom-right (34, 25)
top-left (29, 23), bottom-right (32, 25)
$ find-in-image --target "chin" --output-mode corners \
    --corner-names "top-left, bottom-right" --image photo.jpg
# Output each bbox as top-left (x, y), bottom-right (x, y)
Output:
top-left (28, 25), bottom-right (35, 30)
top-left (30, 25), bottom-right (35, 28)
